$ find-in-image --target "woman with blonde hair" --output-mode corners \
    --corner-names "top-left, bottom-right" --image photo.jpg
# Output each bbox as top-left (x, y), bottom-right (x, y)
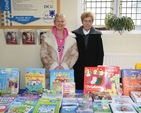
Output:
top-left (40, 12), bottom-right (78, 89)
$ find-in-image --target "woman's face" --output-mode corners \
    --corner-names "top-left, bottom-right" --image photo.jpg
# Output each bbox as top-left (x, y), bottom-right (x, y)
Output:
top-left (54, 16), bottom-right (66, 30)
top-left (82, 17), bottom-right (93, 31)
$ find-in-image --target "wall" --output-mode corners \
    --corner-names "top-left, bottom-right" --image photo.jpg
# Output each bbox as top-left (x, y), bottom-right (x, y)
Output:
top-left (102, 32), bottom-right (141, 53)
top-left (0, 0), bottom-right (141, 89)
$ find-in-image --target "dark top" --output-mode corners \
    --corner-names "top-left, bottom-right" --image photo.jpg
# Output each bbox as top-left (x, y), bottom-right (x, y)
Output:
top-left (72, 26), bottom-right (104, 90)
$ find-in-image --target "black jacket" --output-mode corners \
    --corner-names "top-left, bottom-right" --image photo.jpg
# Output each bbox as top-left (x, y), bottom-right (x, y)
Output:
top-left (72, 26), bottom-right (104, 90)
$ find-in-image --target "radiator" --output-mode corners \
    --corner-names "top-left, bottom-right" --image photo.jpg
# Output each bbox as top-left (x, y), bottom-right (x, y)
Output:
top-left (103, 53), bottom-right (141, 69)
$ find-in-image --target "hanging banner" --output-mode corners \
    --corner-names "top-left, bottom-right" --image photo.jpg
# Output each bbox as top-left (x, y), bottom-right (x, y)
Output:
top-left (0, 0), bottom-right (60, 28)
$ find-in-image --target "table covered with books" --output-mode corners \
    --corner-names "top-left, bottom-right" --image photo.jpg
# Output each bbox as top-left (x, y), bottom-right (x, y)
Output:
top-left (1, 66), bottom-right (141, 113)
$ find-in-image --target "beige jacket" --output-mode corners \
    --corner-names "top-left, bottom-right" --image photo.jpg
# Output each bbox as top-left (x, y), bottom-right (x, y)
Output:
top-left (40, 30), bottom-right (78, 89)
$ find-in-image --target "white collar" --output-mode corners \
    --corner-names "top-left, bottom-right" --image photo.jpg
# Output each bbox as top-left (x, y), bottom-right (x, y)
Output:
top-left (83, 29), bottom-right (90, 35)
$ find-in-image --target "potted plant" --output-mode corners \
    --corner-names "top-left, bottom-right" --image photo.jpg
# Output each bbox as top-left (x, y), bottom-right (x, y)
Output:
top-left (104, 13), bottom-right (135, 34)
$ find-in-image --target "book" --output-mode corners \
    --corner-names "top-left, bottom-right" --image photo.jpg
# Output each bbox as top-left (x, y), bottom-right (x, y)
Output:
top-left (61, 105), bottom-right (77, 113)
top-left (76, 106), bottom-right (94, 113)
top-left (76, 93), bottom-right (93, 107)
top-left (76, 93), bottom-right (93, 113)
top-left (5, 96), bottom-right (39, 113)
top-left (50, 70), bottom-right (74, 92)
top-left (93, 101), bottom-right (111, 113)
top-left (33, 98), bottom-right (61, 113)
top-left (122, 69), bottom-right (141, 96)
top-left (62, 93), bottom-right (78, 106)
top-left (0, 68), bottom-right (20, 94)
top-left (131, 91), bottom-right (141, 103)
top-left (111, 95), bottom-right (133, 104)
top-left (91, 92), bottom-right (112, 102)
top-left (0, 68), bottom-right (7, 94)
top-left (0, 95), bottom-right (17, 113)
top-left (62, 82), bottom-right (75, 94)
top-left (132, 103), bottom-right (141, 113)
top-left (98, 65), bottom-right (120, 96)
top-left (110, 103), bottom-right (137, 113)
top-left (84, 67), bottom-right (107, 93)
top-left (25, 68), bottom-right (46, 93)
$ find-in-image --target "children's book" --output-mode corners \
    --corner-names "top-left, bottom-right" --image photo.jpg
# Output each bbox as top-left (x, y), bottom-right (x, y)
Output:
top-left (98, 65), bottom-right (120, 96)
top-left (111, 95), bottom-right (133, 104)
top-left (76, 93), bottom-right (93, 107)
top-left (122, 69), bottom-right (141, 96)
top-left (93, 101), bottom-right (111, 113)
top-left (62, 93), bottom-right (78, 106)
top-left (76, 106), bottom-right (94, 113)
top-left (25, 68), bottom-right (45, 93)
top-left (76, 93), bottom-right (93, 113)
top-left (131, 91), bottom-right (141, 103)
top-left (0, 68), bottom-right (20, 94)
top-left (91, 92), bottom-right (112, 102)
top-left (132, 103), bottom-right (141, 113)
top-left (0, 95), bottom-right (17, 113)
top-left (84, 67), bottom-right (107, 93)
top-left (33, 98), bottom-right (61, 113)
top-left (5, 96), bottom-right (39, 113)
top-left (61, 105), bottom-right (77, 113)
top-left (62, 82), bottom-right (75, 94)
top-left (110, 103), bottom-right (137, 113)
top-left (50, 70), bottom-right (74, 92)
top-left (0, 68), bottom-right (7, 94)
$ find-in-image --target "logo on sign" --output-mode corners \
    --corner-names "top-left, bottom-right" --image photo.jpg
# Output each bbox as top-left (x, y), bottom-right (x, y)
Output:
top-left (42, 10), bottom-right (55, 24)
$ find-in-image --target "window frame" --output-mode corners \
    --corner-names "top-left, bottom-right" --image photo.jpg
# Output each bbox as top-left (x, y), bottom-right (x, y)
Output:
top-left (77, 0), bottom-right (141, 31)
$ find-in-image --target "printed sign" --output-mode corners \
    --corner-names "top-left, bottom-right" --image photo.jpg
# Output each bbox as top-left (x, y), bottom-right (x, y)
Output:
top-left (0, 0), bottom-right (60, 27)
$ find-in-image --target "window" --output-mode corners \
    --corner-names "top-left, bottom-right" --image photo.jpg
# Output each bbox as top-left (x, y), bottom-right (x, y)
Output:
top-left (79, 0), bottom-right (141, 30)
top-left (120, 0), bottom-right (141, 28)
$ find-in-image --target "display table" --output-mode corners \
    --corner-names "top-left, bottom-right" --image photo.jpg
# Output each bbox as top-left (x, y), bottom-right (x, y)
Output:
top-left (19, 89), bottom-right (84, 94)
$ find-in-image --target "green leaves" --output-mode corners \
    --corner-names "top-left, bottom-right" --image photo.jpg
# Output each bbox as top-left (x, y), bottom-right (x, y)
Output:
top-left (104, 13), bottom-right (135, 33)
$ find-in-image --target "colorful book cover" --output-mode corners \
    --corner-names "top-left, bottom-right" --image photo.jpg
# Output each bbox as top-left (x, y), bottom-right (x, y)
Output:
top-left (122, 69), bottom-right (141, 96)
top-left (61, 105), bottom-right (77, 113)
top-left (5, 68), bottom-right (20, 94)
top-left (84, 67), bottom-right (106, 94)
top-left (33, 98), bottom-right (61, 113)
top-left (98, 66), bottom-right (120, 96)
top-left (0, 95), bottom-right (17, 113)
top-left (5, 96), bottom-right (39, 113)
top-left (0, 68), bottom-right (7, 94)
top-left (131, 91), bottom-right (141, 103)
top-left (133, 103), bottom-right (141, 113)
top-left (62, 82), bottom-right (75, 94)
top-left (110, 103), bottom-right (137, 113)
top-left (0, 68), bottom-right (20, 94)
top-left (91, 92), bottom-right (112, 102)
top-left (77, 106), bottom-right (94, 113)
top-left (62, 93), bottom-right (78, 106)
top-left (50, 70), bottom-right (74, 92)
top-left (111, 95), bottom-right (133, 104)
top-left (25, 68), bottom-right (45, 92)
top-left (93, 101), bottom-right (111, 113)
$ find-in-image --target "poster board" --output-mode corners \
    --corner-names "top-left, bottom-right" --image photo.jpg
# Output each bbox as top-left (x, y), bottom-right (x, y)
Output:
top-left (0, 0), bottom-right (60, 29)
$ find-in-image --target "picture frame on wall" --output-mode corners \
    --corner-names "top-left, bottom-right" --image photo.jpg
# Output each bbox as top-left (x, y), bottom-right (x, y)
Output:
top-left (38, 29), bottom-right (50, 45)
top-left (4, 29), bottom-right (20, 45)
top-left (20, 29), bottom-right (37, 45)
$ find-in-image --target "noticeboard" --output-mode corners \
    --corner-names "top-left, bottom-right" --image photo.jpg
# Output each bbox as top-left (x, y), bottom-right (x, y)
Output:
top-left (0, 0), bottom-right (60, 29)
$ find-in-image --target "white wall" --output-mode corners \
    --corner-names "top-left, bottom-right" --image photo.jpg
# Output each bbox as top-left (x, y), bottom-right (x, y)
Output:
top-left (0, 0), bottom-right (141, 89)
